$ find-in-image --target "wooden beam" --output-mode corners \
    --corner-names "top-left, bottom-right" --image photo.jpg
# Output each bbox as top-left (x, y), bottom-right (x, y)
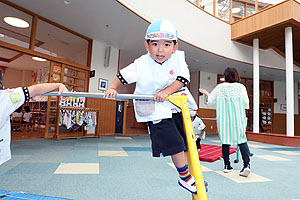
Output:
top-left (0, 57), bottom-right (9, 63)
top-left (0, 40), bottom-right (90, 71)
top-left (29, 15), bottom-right (38, 50)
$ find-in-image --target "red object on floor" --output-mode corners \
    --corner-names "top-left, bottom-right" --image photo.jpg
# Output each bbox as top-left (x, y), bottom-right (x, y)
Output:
top-left (198, 144), bottom-right (237, 162)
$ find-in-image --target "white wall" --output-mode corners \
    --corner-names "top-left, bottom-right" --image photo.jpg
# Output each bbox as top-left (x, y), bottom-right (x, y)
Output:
top-left (199, 71), bottom-right (217, 109)
top-left (119, 0), bottom-right (299, 71)
top-left (274, 81), bottom-right (298, 114)
top-left (89, 40), bottom-right (119, 93)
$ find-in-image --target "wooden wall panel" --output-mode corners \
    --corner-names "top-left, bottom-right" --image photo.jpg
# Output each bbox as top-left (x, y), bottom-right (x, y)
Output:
top-left (272, 113), bottom-right (300, 136)
top-left (198, 108), bottom-right (218, 134)
top-left (231, 0), bottom-right (292, 40)
top-left (198, 108), bottom-right (216, 118)
top-left (86, 98), bottom-right (117, 135)
top-left (126, 106), bottom-right (147, 129)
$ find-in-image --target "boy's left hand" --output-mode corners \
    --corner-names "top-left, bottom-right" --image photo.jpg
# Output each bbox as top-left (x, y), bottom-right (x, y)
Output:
top-left (58, 84), bottom-right (69, 94)
top-left (154, 90), bottom-right (169, 102)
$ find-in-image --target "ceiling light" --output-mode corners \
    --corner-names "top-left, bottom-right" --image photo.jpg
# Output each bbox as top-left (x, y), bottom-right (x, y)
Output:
top-left (64, 0), bottom-right (71, 4)
top-left (232, 7), bottom-right (241, 14)
top-left (32, 57), bottom-right (47, 62)
top-left (3, 16), bottom-right (29, 28)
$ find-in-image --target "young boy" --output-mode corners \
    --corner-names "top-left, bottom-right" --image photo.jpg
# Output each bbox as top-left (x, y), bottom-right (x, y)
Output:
top-left (0, 70), bottom-right (68, 165)
top-left (105, 19), bottom-right (207, 194)
top-left (190, 110), bottom-right (206, 151)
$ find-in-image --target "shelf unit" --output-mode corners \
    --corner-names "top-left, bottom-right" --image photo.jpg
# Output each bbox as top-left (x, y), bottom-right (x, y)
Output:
top-left (44, 61), bottom-right (90, 139)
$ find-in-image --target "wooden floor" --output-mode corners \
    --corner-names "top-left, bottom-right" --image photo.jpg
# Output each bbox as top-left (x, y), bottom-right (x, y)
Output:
top-left (11, 128), bottom-right (45, 141)
top-left (11, 127), bottom-right (148, 141)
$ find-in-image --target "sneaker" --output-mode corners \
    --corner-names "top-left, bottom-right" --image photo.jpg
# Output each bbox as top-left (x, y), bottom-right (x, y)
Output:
top-left (204, 180), bottom-right (208, 192)
top-left (239, 165), bottom-right (251, 177)
top-left (196, 138), bottom-right (201, 150)
top-left (223, 165), bottom-right (233, 173)
top-left (178, 177), bottom-right (197, 194)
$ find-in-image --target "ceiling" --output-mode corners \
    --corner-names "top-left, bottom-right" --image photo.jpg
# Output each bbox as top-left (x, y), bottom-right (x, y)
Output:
top-left (1, 0), bottom-right (300, 82)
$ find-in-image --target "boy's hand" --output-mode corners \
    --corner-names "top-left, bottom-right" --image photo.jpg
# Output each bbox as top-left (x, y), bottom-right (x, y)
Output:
top-left (104, 88), bottom-right (118, 98)
top-left (199, 88), bottom-right (209, 96)
top-left (58, 84), bottom-right (69, 94)
top-left (154, 90), bottom-right (169, 102)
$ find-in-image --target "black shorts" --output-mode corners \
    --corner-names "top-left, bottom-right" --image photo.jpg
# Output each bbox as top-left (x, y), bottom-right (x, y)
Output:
top-left (147, 113), bottom-right (187, 157)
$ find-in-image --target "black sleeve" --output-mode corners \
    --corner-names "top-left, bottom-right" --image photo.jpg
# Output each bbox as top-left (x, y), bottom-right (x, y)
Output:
top-left (176, 76), bottom-right (189, 87)
top-left (22, 87), bottom-right (30, 102)
top-left (117, 72), bottom-right (128, 85)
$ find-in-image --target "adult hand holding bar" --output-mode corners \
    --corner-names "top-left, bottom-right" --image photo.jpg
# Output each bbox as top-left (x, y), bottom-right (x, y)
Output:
top-left (43, 91), bottom-right (208, 200)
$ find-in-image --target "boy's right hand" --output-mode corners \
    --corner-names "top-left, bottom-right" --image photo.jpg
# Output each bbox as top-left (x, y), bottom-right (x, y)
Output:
top-left (104, 88), bottom-right (118, 98)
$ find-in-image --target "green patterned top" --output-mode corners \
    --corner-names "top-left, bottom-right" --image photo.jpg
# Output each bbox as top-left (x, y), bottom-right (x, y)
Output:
top-left (207, 83), bottom-right (249, 145)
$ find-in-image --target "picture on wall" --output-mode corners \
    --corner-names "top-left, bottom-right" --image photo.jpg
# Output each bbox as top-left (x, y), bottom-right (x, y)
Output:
top-left (98, 78), bottom-right (108, 91)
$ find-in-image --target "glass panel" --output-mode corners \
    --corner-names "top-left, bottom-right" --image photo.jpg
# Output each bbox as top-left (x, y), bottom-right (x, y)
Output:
top-left (202, 0), bottom-right (214, 14)
top-left (76, 87), bottom-right (85, 92)
top-left (246, 4), bottom-right (255, 16)
top-left (64, 76), bottom-right (75, 84)
top-left (53, 63), bottom-right (61, 74)
top-left (36, 19), bottom-right (89, 66)
top-left (64, 67), bottom-right (77, 76)
top-left (0, 2), bottom-right (32, 49)
top-left (218, 0), bottom-right (230, 21)
top-left (77, 79), bottom-right (85, 86)
top-left (53, 74), bottom-right (60, 81)
top-left (232, 1), bottom-right (245, 17)
top-left (78, 71), bottom-right (86, 79)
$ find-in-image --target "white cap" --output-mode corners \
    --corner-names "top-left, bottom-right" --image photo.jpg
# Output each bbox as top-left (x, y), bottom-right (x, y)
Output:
top-left (145, 19), bottom-right (178, 41)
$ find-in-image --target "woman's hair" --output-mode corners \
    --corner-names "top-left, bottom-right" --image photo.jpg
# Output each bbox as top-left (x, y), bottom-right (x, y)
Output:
top-left (24, 106), bottom-right (31, 113)
top-left (223, 67), bottom-right (241, 83)
top-left (0, 70), bottom-right (3, 89)
top-left (15, 106), bottom-right (22, 113)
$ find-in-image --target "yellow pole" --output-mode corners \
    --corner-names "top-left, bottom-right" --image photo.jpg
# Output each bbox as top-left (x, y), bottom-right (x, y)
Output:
top-left (167, 95), bottom-right (208, 200)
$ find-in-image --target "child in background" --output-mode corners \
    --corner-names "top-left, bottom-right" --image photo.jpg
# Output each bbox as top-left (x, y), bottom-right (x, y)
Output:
top-left (104, 19), bottom-right (207, 194)
top-left (23, 106), bottom-right (32, 124)
top-left (11, 106), bottom-right (23, 131)
top-left (190, 110), bottom-right (206, 151)
top-left (11, 106), bottom-right (23, 119)
top-left (199, 67), bottom-right (251, 177)
top-left (0, 70), bottom-right (69, 166)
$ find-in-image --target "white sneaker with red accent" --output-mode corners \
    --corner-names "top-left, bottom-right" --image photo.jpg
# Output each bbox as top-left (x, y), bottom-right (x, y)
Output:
top-left (178, 177), bottom-right (197, 194)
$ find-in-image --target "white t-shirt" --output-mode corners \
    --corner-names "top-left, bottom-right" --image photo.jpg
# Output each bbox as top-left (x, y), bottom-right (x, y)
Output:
top-left (119, 50), bottom-right (192, 122)
top-left (0, 87), bottom-right (26, 165)
top-left (23, 112), bottom-right (32, 122)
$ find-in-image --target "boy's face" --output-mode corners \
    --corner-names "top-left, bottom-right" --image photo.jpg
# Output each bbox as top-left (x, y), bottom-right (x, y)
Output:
top-left (144, 39), bottom-right (178, 64)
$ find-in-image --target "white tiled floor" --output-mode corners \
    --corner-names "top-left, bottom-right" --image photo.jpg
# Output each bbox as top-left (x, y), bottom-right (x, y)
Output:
top-left (215, 170), bottom-right (272, 183)
top-left (255, 155), bottom-right (290, 161)
top-left (98, 150), bottom-right (128, 156)
top-left (114, 136), bottom-right (132, 140)
top-left (54, 163), bottom-right (99, 174)
top-left (273, 151), bottom-right (300, 155)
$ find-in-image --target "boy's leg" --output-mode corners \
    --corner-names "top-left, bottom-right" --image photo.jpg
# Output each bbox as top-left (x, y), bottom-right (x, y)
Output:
top-left (238, 142), bottom-right (251, 177)
top-left (171, 151), bottom-right (197, 194)
top-left (222, 144), bottom-right (233, 172)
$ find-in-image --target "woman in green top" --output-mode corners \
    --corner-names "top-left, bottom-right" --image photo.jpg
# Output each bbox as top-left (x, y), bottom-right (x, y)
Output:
top-left (199, 67), bottom-right (251, 177)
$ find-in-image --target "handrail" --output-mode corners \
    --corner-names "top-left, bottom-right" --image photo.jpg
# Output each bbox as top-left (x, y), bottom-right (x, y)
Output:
top-left (43, 92), bottom-right (154, 100)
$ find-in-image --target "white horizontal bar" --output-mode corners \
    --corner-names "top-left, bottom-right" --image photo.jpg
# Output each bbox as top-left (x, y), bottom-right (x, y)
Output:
top-left (43, 92), bottom-right (154, 100)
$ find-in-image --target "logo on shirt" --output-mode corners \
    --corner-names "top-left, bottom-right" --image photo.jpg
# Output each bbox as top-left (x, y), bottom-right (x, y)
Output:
top-left (181, 93), bottom-right (187, 96)
top-left (170, 70), bottom-right (173, 75)
top-left (9, 92), bottom-right (21, 103)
